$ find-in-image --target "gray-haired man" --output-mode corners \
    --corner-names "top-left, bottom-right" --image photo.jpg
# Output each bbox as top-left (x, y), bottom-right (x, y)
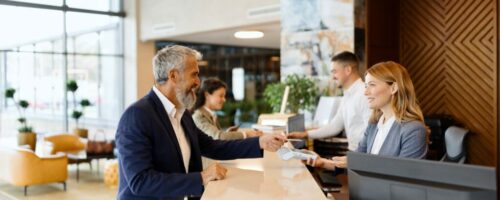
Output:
top-left (115, 45), bottom-right (286, 200)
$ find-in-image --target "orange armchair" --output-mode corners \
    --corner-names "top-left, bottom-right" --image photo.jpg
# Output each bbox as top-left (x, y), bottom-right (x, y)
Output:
top-left (0, 148), bottom-right (68, 196)
top-left (45, 134), bottom-right (86, 155)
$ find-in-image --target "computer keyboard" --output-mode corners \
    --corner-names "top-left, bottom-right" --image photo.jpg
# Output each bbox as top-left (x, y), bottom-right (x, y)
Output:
top-left (317, 170), bottom-right (342, 187)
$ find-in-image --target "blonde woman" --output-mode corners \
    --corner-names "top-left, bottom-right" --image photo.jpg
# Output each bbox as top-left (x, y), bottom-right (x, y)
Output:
top-left (307, 61), bottom-right (427, 169)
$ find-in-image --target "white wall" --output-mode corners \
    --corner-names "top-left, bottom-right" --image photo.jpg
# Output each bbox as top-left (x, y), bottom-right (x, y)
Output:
top-left (140, 0), bottom-right (280, 41)
top-left (124, 0), bottom-right (156, 108)
top-left (123, 0), bottom-right (138, 107)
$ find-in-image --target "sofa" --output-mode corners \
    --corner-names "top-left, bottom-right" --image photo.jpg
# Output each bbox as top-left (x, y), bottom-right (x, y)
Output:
top-left (44, 134), bottom-right (86, 155)
top-left (0, 147), bottom-right (68, 196)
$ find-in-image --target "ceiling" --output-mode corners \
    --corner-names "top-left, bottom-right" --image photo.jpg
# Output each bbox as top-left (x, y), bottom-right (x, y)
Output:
top-left (155, 22), bottom-right (281, 49)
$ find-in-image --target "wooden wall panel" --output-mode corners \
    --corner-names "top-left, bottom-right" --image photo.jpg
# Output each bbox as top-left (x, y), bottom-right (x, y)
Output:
top-left (400, 0), bottom-right (497, 166)
top-left (366, 0), bottom-right (400, 67)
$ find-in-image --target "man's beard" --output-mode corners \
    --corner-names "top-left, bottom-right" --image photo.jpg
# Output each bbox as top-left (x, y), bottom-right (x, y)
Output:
top-left (175, 86), bottom-right (196, 109)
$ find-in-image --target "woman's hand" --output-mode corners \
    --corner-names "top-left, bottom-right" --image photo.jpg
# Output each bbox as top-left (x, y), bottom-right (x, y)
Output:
top-left (301, 150), bottom-right (343, 170)
top-left (302, 150), bottom-right (326, 168)
top-left (331, 156), bottom-right (348, 168)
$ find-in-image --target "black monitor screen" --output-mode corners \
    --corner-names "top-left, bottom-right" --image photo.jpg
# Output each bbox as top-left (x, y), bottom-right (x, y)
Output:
top-left (347, 152), bottom-right (496, 200)
top-left (287, 114), bottom-right (305, 133)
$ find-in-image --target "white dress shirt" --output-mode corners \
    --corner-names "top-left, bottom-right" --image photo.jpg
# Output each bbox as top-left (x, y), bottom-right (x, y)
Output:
top-left (153, 86), bottom-right (191, 173)
top-left (370, 116), bottom-right (396, 155)
top-left (308, 79), bottom-right (372, 150)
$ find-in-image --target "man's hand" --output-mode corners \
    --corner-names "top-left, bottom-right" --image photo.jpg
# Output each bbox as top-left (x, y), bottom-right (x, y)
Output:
top-left (287, 131), bottom-right (308, 139)
top-left (201, 162), bottom-right (227, 186)
top-left (246, 129), bottom-right (263, 138)
top-left (259, 133), bottom-right (287, 152)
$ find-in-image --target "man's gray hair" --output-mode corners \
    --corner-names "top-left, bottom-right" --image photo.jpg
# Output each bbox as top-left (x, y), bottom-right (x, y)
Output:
top-left (153, 45), bottom-right (202, 85)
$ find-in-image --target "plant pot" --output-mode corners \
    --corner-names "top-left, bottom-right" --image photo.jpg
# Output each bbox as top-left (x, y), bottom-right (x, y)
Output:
top-left (74, 128), bottom-right (88, 138)
top-left (18, 132), bottom-right (37, 151)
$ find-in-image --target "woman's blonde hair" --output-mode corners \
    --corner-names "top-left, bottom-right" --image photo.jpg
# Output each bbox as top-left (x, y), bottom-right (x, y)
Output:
top-left (366, 61), bottom-right (424, 124)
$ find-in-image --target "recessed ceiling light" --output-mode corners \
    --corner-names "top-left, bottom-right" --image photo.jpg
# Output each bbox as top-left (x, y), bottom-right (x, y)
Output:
top-left (234, 31), bottom-right (264, 39)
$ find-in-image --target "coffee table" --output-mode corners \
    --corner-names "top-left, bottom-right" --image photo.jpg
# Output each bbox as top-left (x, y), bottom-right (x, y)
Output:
top-left (67, 151), bottom-right (116, 181)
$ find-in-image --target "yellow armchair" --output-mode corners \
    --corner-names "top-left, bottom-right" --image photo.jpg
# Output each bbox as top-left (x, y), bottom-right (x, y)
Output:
top-left (0, 148), bottom-right (68, 196)
top-left (45, 134), bottom-right (86, 155)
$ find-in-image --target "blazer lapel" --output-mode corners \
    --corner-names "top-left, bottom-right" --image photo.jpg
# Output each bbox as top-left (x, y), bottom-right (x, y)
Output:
top-left (201, 107), bottom-right (223, 129)
top-left (215, 117), bottom-right (221, 129)
top-left (180, 113), bottom-right (197, 172)
top-left (200, 107), bottom-right (216, 124)
top-left (147, 90), bottom-right (185, 168)
top-left (180, 113), bottom-right (193, 145)
top-left (378, 122), bottom-right (400, 155)
top-left (367, 125), bottom-right (378, 153)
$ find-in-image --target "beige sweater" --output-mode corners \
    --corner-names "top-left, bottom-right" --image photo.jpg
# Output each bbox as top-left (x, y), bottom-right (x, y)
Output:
top-left (192, 107), bottom-right (245, 140)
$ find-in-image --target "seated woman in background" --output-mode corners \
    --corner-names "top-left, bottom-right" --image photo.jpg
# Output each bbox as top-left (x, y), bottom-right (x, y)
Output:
top-left (192, 77), bottom-right (262, 140)
top-left (307, 61), bottom-right (428, 169)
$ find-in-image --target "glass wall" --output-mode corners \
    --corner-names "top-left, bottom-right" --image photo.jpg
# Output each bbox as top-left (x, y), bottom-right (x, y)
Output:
top-left (0, 1), bottom-right (124, 137)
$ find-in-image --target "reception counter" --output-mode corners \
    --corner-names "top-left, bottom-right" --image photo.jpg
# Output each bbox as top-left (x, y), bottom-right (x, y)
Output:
top-left (202, 151), bottom-right (328, 200)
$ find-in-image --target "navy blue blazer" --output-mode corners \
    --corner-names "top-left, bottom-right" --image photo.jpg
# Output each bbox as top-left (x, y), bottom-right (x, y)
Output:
top-left (116, 90), bottom-right (263, 200)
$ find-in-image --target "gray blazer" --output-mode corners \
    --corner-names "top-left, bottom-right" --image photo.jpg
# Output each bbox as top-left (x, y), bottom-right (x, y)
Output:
top-left (192, 108), bottom-right (245, 140)
top-left (356, 120), bottom-right (427, 159)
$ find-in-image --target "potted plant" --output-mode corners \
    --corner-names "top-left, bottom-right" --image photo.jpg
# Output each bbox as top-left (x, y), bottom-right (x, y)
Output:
top-left (219, 100), bottom-right (238, 128)
top-left (263, 74), bottom-right (319, 113)
top-left (4, 88), bottom-right (36, 151)
top-left (66, 80), bottom-right (92, 138)
top-left (235, 100), bottom-right (257, 124)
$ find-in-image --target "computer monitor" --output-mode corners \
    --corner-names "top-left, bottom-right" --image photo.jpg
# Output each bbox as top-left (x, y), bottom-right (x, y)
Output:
top-left (279, 86), bottom-right (290, 114)
top-left (287, 114), bottom-right (305, 133)
top-left (347, 152), bottom-right (496, 200)
top-left (313, 96), bottom-right (342, 127)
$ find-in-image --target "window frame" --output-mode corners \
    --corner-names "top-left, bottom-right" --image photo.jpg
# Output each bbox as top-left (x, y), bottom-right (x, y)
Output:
top-left (0, 0), bottom-right (125, 131)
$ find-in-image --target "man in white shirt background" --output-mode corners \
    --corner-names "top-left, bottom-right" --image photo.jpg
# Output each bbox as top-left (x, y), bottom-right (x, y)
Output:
top-left (288, 51), bottom-right (371, 151)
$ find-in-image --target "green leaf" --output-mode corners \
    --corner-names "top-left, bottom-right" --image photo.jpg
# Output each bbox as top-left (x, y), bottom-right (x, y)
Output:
top-left (18, 126), bottom-right (33, 133)
top-left (66, 80), bottom-right (78, 92)
top-left (263, 74), bottom-right (319, 113)
top-left (5, 88), bottom-right (15, 98)
top-left (17, 117), bottom-right (26, 123)
top-left (239, 113), bottom-right (253, 122)
top-left (263, 82), bottom-right (286, 113)
top-left (256, 99), bottom-right (272, 114)
top-left (18, 100), bottom-right (29, 108)
top-left (237, 100), bottom-right (254, 112)
top-left (80, 99), bottom-right (91, 107)
top-left (71, 110), bottom-right (83, 120)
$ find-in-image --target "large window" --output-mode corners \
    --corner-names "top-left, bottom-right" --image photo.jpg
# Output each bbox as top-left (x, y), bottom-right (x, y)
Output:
top-left (0, 1), bottom-right (124, 137)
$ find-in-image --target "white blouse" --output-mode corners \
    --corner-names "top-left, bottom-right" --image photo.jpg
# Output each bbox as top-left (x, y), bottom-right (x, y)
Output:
top-left (370, 116), bottom-right (396, 155)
